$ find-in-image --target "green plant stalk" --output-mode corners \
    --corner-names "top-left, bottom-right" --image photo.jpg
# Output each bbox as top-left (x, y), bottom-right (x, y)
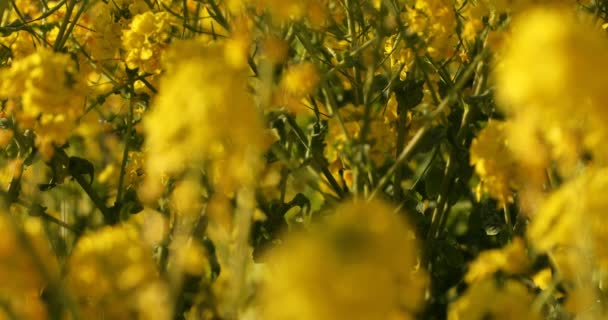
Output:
top-left (503, 203), bottom-right (513, 238)
top-left (8, 0), bottom-right (52, 47)
top-left (52, 148), bottom-right (115, 224)
top-left (115, 97), bottom-right (134, 206)
top-left (72, 172), bottom-right (116, 224)
top-left (428, 155), bottom-right (454, 239)
top-left (53, 0), bottom-right (77, 51)
top-left (270, 143), bottom-right (340, 202)
top-left (283, 115), bottom-right (344, 198)
top-left (393, 78), bottom-right (410, 202)
top-left (428, 54), bottom-right (487, 239)
top-left (368, 50), bottom-right (486, 201)
top-left (56, 0), bottom-right (88, 51)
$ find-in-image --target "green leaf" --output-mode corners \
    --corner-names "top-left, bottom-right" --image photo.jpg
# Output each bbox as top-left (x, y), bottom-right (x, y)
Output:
top-left (68, 156), bottom-right (95, 184)
top-left (394, 78), bottom-right (424, 113)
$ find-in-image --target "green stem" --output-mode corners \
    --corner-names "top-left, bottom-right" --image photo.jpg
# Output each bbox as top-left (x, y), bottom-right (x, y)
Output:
top-left (503, 203), bottom-right (513, 239)
top-left (56, 0), bottom-right (88, 50)
top-left (393, 96), bottom-right (409, 202)
top-left (115, 98), bottom-right (134, 206)
top-left (368, 126), bottom-right (427, 200)
top-left (427, 156), bottom-right (453, 239)
top-left (72, 171), bottom-right (116, 224)
top-left (53, 0), bottom-right (77, 51)
top-left (283, 115), bottom-right (344, 198)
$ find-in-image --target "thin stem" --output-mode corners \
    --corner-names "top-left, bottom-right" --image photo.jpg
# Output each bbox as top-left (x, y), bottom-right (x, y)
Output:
top-left (115, 98), bottom-right (134, 205)
top-left (56, 0), bottom-right (88, 50)
top-left (368, 126), bottom-right (427, 201)
top-left (428, 156), bottom-right (453, 239)
top-left (503, 203), bottom-right (513, 238)
top-left (283, 115), bottom-right (344, 198)
top-left (53, 0), bottom-right (77, 51)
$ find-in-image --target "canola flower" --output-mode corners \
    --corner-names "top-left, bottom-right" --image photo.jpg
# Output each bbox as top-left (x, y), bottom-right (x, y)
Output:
top-left (122, 11), bottom-right (174, 74)
top-left (259, 199), bottom-right (428, 320)
top-left (0, 214), bottom-right (59, 320)
top-left (0, 49), bottom-right (86, 158)
top-left (494, 7), bottom-right (608, 175)
top-left (141, 39), bottom-right (265, 199)
top-left (448, 278), bottom-right (541, 320)
top-left (528, 168), bottom-right (608, 276)
top-left (66, 224), bottom-right (172, 320)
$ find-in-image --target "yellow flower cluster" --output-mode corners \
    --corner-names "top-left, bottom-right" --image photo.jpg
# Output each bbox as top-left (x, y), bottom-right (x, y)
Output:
top-left (81, 2), bottom-right (124, 62)
top-left (405, 0), bottom-right (458, 58)
top-left (449, 278), bottom-right (541, 320)
top-left (66, 224), bottom-right (172, 320)
top-left (275, 62), bottom-right (321, 113)
top-left (528, 168), bottom-right (608, 271)
top-left (122, 12), bottom-right (174, 74)
top-left (0, 49), bottom-right (85, 158)
top-left (142, 40), bottom-right (265, 198)
top-left (0, 30), bottom-right (37, 60)
top-left (2, 0), bottom-right (608, 318)
top-left (259, 200), bottom-right (427, 320)
top-left (465, 237), bottom-right (529, 283)
top-left (495, 8), bottom-right (608, 176)
top-left (251, 0), bottom-right (327, 27)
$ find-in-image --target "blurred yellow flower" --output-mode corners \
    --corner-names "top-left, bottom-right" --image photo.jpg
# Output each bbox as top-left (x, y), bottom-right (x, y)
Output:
top-left (141, 40), bottom-right (264, 201)
top-left (448, 278), bottom-right (541, 320)
top-left (259, 199), bottom-right (427, 320)
top-left (0, 49), bottom-right (86, 159)
top-left (495, 8), bottom-right (608, 173)
top-left (465, 237), bottom-right (529, 283)
top-left (66, 224), bottom-right (172, 320)
top-left (528, 167), bottom-right (608, 276)
top-left (0, 214), bottom-right (59, 320)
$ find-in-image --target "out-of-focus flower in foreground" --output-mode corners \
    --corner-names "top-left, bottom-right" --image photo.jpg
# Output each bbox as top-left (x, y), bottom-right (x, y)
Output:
top-left (258, 199), bottom-right (427, 320)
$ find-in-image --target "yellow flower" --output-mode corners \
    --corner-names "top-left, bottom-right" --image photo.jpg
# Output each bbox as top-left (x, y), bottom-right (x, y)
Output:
top-left (465, 237), bottom-right (529, 283)
top-left (81, 2), bottom-right (123, 62)
top-left (274, 62), bottom-right (321, 113)
top-left (251, 0), bottom-right (327, 25)
top-left (0, 30), bottom-right (37, 59)
top-left (404, 0), bottom-right (458, 58)
top-left (448, 278), bottom-right (541, 320)
top-left (0, 214), bottom-right (59, 320)
top-left (122, 12), bottom-right (173, 74)
top-left (495, 8), bottom-right (608, 172)
top-left (66, 224), bottom-right (172, 320)
top-left (0, 48), bottom-right (86, 158)
top-left (141, 40), bottom-right (264, 200)
top-left (259, 199), bottom-right (428, 320)
top-left (528, 167), bottom-right (608, 275)
top-left (470, 121), bottom-right (518, 206)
